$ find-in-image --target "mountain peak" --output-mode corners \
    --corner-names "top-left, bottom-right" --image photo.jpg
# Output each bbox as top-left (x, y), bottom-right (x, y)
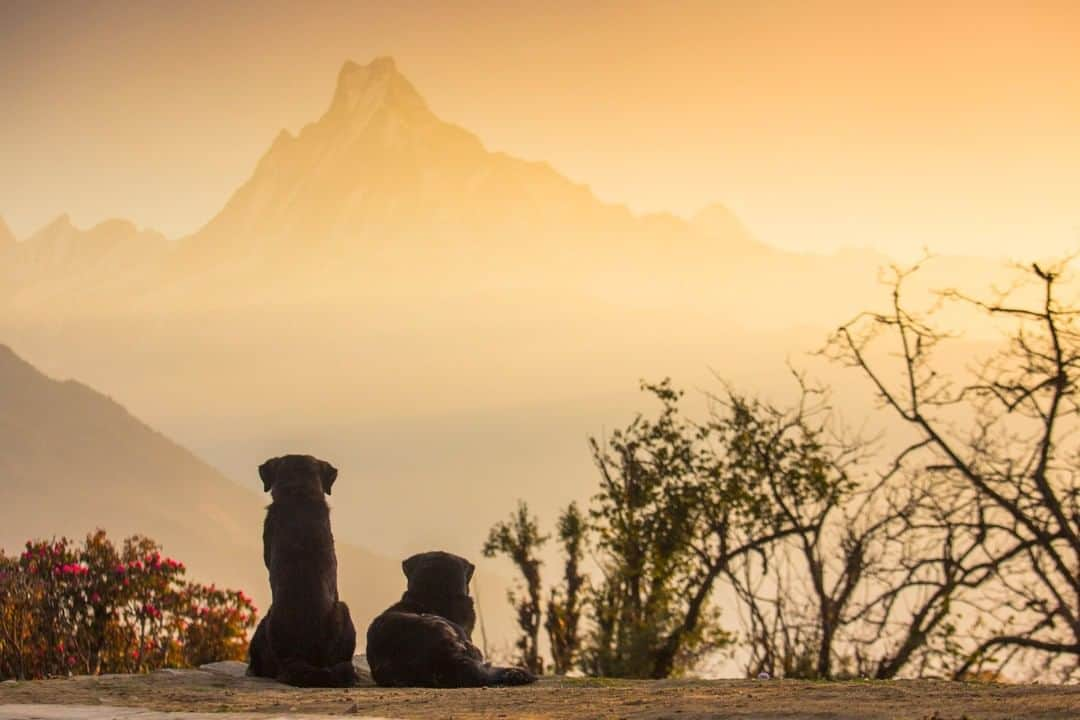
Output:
top-left (26, 214), bottom-right (76, 243)
top-left (328, 56), bottom-right (428, 122)
top-left (46, 213), bottom-right (74, 230)
top-left (339, 55), bottom-right (396, 77)
top-left (692, 203), bottom-right (752, 238)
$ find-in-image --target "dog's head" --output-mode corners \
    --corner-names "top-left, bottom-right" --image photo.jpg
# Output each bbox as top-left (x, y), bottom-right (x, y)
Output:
top-left (258, 454), bottom-right (338, 497)
top-left (401, 551), bottom-right (477, 632)
top-left (402, 551), bottom-right (475, 595)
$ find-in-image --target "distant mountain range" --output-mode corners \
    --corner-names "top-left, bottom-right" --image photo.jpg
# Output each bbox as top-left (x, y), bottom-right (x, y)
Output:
top-left (0, 343), bottom-right (402, 630)
top-left (0, 215), bottom-right (169, 311)
top-left (1, 57), bottom-right (1012, 324)
top-left (180, 57), bottom-right (763, 267)
top-left (1, 57), bottom-right (776, 314)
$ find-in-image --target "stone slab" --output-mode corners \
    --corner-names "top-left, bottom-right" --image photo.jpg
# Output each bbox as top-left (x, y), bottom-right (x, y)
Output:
top-left (197, 656), bottom-right (372, 685)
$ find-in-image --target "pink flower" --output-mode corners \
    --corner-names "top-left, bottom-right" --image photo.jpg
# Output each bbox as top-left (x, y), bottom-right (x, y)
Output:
top-left (90, 592), bottom-right (101, 603)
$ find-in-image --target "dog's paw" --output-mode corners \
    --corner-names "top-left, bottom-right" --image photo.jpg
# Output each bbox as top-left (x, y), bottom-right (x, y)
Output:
top-left (336, 662), bottom-right (362, 687)
top-left (493, 666), bottom-right (538, 686)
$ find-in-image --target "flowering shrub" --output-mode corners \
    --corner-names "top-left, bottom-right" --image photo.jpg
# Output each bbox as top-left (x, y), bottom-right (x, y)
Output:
top-left (0, 530), bottom-right (256, 679)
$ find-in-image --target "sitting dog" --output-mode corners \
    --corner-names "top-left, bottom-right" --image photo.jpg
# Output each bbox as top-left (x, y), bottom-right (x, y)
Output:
top-left (366, 550), bottom-right (536, 687)
top-left (247, 454), bottom-right (359, 687)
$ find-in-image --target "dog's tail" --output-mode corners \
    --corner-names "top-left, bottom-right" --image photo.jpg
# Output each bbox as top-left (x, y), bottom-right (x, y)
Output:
top-left (277, 658), bottom-right (358, 688)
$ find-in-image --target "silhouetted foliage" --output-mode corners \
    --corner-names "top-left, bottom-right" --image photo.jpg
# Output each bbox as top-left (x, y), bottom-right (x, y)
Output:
top-left (487, 258), bottom-right (1080, 682)
top-left (490, 380), bottom-right (864, 678)
top-left (482, 502), bottom-right (547, 674)
top-left (0, 530), bottom-right (256, 680)
top-left (545, 502), bottom-right (587, 674)
top-left (583, 381), bottom-right (731, 678)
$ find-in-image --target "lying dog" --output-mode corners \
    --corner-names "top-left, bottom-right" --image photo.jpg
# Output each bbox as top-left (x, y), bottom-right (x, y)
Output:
top-left (247, 454), bottom-right (359, 687)
top-left (366, 550), bottom-right (536, 687)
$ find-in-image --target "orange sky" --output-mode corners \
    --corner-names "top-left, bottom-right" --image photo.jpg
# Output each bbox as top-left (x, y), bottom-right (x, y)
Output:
top-left (2, 0), bottom-right (1078, 259)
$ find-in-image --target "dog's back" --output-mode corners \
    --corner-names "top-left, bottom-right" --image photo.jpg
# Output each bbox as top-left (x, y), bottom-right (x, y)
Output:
top-left (260, 496), bottom-right (340, 661)
top-left (248, 455), bottom-right (358, 687)
top-left (366, 551), bottom-right (535, 687)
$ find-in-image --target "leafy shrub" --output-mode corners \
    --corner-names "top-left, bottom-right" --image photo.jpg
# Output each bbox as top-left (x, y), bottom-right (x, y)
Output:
top-left (0, 530), bottom-right (256, 679)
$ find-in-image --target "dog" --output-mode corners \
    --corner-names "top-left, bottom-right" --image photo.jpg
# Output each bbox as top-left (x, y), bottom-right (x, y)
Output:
top-left (366, 550), bottom-right (537, 687)
top-left (247, 454), bottom-right (359, 687)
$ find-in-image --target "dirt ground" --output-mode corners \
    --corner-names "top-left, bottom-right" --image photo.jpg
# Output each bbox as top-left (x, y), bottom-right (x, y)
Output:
top-left (0, 667), bottom-right (1077, 719)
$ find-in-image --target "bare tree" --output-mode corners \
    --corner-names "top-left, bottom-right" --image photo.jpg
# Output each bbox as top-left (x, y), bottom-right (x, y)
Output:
top-left (828, 259), bottom-right (1080, 681)
top-left (716, 377), bottom-right (873, 679)
top-left (704, 376), bottom-right (953, 681)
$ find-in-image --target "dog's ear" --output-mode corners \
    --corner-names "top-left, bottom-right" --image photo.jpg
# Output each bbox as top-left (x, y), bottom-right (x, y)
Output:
top-left (402, 554), bottom-right (421, 580)
top-left (258, 457), bottom-right (282, 493)
top-left (318, 459), bottom-right (338, 495)
top-left (463, 558), bottom-right (475, 584)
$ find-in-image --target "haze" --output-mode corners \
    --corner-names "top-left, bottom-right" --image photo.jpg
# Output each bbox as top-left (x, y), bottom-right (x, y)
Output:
top-left (2, 2), bottom-right (1079, 661)
top-left (3, 0), bottom-right (1078, 259)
